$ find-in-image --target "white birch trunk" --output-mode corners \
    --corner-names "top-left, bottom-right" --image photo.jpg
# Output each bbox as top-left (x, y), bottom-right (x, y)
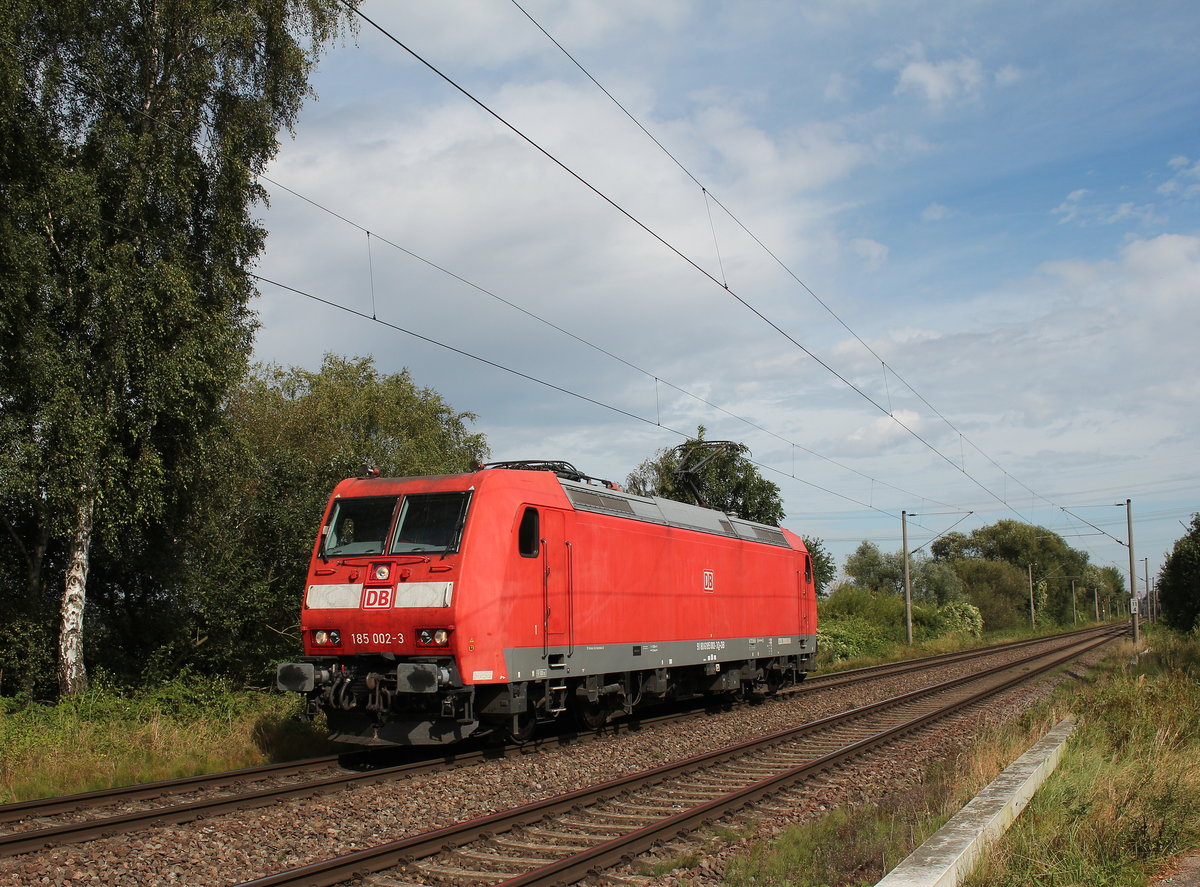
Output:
top-left (57, 493), bottom-right (94, 696)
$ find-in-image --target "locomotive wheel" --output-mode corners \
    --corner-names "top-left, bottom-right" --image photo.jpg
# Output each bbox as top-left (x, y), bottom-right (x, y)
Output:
top-left (574, 698), bottom-right (609, 730)
top-left (505, 711), bottom-right (537, 743)
top-left (765, 668), bottom-right (784, 695)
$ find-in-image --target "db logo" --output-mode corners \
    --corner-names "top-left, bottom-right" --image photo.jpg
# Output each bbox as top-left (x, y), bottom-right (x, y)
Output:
top-left (361, 587), bottom-right (393, 609)
top-left (702, 570), bottom-right (715, 592)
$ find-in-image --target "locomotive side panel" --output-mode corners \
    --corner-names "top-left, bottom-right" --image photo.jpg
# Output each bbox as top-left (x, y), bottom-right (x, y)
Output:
top-left (499, 508), bottom-right (813, 679)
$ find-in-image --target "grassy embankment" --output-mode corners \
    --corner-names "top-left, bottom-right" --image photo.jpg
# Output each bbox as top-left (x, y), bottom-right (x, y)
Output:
top-left (0, 623), bottom-right (1101, 805)
top-left (0, 673), bottom-right (335, 804)
top-left (705, 626), bottom-right (1200, 887)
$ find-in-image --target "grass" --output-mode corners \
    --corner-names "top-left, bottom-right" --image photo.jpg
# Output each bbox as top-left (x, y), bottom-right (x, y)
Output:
top-left (965, 628), bottom-right (1200, 887)
top-left (711, 627), bottom-right (1200, 887)
top-left (0, 672), bottom-right (338, 804)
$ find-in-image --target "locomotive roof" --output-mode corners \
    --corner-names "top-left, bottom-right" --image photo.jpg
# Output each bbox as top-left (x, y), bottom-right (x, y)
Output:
top-left (556, 477), bottom-right (792, 548)
top-left (331, 466), bottom-right (798, 550)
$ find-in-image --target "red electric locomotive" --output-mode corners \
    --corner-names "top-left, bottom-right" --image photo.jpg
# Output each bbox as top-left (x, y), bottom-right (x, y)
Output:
top-left (277, 461), bottom-right (818, 745)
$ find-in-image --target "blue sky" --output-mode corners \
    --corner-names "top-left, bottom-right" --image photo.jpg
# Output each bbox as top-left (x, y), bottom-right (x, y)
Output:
top-left (254, 0), bottom-right (1200, 591)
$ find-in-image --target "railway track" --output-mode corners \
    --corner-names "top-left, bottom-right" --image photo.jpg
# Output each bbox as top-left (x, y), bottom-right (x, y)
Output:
top-left (799, 623), bottom-right (1111, 692)
top-left (0, 626), bottom-right (1116, 862)
top-left (229, 627), bottom-right (1119, 887)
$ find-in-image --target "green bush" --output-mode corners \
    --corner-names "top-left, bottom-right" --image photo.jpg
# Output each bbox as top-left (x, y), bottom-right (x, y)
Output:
top-left (821, 584), bottom-right (907, 630)
top-left (943, 600), bottom-right (984, 636)
top-left (818, 585), bottom-right (983, 654)
top-left (817, 616), bottom-right (891, 663)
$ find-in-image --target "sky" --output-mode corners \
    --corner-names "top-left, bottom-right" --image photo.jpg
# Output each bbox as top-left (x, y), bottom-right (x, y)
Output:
top-left (253, 0), bottom-right (1200, 592)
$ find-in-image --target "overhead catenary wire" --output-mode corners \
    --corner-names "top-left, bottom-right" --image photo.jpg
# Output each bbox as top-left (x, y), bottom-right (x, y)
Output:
top-left (251, 265), bottom-right (1132, 566)
top-left (48, 81), bottom-right (957, 519)
top-left (252, 272), bottom-right (902, 519)
top-left (504, 0), bottom-right (1072, 523)
top-left (345, 2), bottom-right (1047, 526)
top-left (909, 510), bottom-right (975, 555)
top-left (83, 202), bottom-right (910, 520)
top-left (257, 173), bottom-right (956, 511)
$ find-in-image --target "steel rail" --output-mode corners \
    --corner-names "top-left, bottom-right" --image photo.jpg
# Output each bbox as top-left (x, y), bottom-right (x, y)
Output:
top-left (0, 626), bottom-right (1114, 856)
top-left (0, 755), bottom-right (342, 824)
top-left (500, 629), bottom-right (1119, 887)
top-left (799, 623), bottom-right (1111, 691)
top-left (230, 628), bottom-right (1121, 887)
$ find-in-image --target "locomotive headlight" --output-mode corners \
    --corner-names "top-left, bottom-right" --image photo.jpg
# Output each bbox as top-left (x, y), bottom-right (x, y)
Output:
top-left (372, 564), bottom-right (390, 581)
top-left (313, 629), bottom-right (341, 646)
top-left (417, 628), bottom-right (451, 647)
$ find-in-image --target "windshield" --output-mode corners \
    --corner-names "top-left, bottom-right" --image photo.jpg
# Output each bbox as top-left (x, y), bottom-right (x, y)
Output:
top-left (321, 496), bottom-right (399, 557)
top-left (390, 492), bottom-right (471, 554)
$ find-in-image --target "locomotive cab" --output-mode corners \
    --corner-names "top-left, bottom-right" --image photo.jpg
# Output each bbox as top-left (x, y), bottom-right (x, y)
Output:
top-left (277, 480), bottom-right (481, 744)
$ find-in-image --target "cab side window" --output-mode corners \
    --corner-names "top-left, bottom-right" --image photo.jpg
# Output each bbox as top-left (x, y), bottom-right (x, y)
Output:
top-left (518, 507), bottom-right (539, 557)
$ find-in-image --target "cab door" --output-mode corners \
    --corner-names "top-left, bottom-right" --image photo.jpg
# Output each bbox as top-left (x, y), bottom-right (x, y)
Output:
top-left (540, 509), bottom-right (573, 660)
top-left (799, 554), bottom-right (814, 636)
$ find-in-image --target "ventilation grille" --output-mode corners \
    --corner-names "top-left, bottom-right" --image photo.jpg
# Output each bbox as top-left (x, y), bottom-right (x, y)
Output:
top-left (567, 488), bottom-right (635, 514)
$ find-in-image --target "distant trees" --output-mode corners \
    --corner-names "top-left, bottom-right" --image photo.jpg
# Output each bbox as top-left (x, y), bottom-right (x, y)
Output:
top-left (949, 559), bottom-right (1030, 631)
top-left (844, 542), bottom-right (899, 594)
top-left (1159, 514), bottom-right (1200, 632)
top-left (844, 541), bottom-right (964, 605)
top-left (930, 520), bottom-right (1123, 630)
top-left (835, 520), bottom-right (1124, 635)
top-left (0, 0), bottom-right (355, 695)
top-left (625, 427), bottom-right (785, 525)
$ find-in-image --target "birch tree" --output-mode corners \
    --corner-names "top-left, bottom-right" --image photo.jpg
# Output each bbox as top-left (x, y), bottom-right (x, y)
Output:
top-left (0, 0), bottom-right (355, 695)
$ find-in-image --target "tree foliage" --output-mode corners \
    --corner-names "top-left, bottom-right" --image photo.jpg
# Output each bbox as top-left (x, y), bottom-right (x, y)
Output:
top-left (949, 558), bottom-right (1030, 632)
top-left (1, 355), bottom-right (490, 694)
top-left (844, 541), bottom-right (964, 605)
top-left (932, 520), bottom-right (1120, 628)
top-left (172, 356), bottom-right (490, 683)
top-left (1159, 514), bottom-right (1200, 632)
top-left (624, 427), bottom-right (785, 525)
top-left (0, 0), bottom-right (355, 694)
top-left (802, 536), bottom-right (836, 597)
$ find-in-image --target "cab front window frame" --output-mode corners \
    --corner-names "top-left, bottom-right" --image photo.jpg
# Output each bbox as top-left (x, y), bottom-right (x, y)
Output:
top-left (388, 491), bottom-right (472, 555)
top-left (320, 496), bottom-right (400, 558)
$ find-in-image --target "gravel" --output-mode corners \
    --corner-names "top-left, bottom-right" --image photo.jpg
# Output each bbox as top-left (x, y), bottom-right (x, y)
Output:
top-left (0, 636), bottom-right (1112, 887)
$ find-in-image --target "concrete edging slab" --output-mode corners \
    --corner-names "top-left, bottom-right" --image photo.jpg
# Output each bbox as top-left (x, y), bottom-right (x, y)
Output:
top-left (872, 716), bottom-right (1076, 887)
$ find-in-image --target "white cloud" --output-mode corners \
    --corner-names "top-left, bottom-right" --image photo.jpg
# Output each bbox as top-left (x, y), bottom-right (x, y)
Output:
top-left (994, 64), bottom-right (1023, 87)
top-left (355, 1), bottom-right (690, 69)
top-left (845, 409), bottom-right (923, 454)
top-left (892, 50), bottom-right (984, 108)
top-left (1052, 187), bottom-right (1163, 226)
top-left (1158, 155), bottom-right (1200, 198)
top-left (824, 71), bottom-right (854, 102)
top-left (921, 202), bottom-right (954, 221)
top-left (850, 237), bottom-right (889, 270)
